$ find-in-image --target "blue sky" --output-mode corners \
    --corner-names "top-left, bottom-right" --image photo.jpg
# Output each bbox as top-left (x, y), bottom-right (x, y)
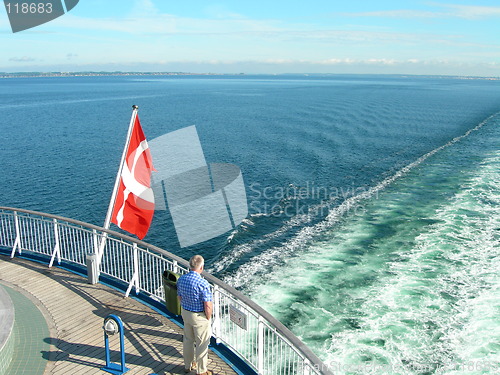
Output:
top-left (1, 0), bottom-right (500, 75)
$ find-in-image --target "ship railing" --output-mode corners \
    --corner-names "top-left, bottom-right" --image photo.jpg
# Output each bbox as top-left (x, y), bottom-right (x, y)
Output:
top-left (0, 207), bottom-right (330, 375)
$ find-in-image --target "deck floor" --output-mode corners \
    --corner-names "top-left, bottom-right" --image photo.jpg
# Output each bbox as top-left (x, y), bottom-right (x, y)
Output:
top-left (0, 255), bottom-right (237, 375)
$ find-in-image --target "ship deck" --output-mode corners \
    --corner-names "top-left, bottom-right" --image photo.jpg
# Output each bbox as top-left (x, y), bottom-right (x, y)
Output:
top-left (0, 255), bottom-right (237, 375)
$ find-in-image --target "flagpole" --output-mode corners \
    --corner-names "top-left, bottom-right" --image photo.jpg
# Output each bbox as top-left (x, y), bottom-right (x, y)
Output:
top-left (96, 105), bottom-right (139, 270)
top-left (103, 105), bottom-right (139, 230)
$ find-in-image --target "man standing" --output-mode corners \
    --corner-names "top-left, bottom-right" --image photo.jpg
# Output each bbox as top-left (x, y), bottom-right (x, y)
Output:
top-left (177, 255), bottom-right (213, 375)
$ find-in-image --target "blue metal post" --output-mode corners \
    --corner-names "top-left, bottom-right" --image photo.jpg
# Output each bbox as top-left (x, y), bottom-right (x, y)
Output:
top-left (102, 314), bottom-right (130, 375)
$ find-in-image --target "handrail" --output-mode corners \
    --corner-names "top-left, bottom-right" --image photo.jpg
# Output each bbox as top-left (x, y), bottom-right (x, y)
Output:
top-left (0, 206), bottom-right (331, 375)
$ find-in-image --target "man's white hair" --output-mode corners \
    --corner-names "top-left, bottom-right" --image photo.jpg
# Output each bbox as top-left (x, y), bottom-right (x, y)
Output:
top-left (189, 255), bottom-right (204, 270)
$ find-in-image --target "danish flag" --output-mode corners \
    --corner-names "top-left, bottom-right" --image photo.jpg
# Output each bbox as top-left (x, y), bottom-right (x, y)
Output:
top-left (110, 114), bottom-right (155, 239)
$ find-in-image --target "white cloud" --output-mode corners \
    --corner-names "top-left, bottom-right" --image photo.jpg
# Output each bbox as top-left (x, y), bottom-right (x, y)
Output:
top-left (52, 11), bottom-right (283, 37)
top-left (202, 4), bottom-right (246, 20)
top-left (317, 58), bottom-right (410, 66)
top-left (283, 29), bottom-right (431, 44)
top-left (9, 56), bottom-right (36, 62)
top-left (339, 3), bottom-right (500, 19)
top-left (437, 3), bottom-right (500, 19)
top-left (339, 10), bottom-right (439, 18)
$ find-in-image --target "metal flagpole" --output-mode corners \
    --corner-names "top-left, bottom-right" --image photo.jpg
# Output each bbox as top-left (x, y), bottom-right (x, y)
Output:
top-left (103, 105), bottom-right (139, 230)
top-left (94, 105), bottom-right (139, 274)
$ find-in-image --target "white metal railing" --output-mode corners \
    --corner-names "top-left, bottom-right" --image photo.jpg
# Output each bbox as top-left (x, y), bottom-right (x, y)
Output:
top-left (0, 207), bottom-right (331, 375)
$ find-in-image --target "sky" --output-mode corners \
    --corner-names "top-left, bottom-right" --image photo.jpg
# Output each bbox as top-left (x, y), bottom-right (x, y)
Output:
top-left (1, 0), bottom-right (500, 76)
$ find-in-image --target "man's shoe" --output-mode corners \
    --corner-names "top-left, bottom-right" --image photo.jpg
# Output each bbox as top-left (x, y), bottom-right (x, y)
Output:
top-left (184, 362), bottom-right (197, 373)
top-left (196, 371), bottom-right (213, 375)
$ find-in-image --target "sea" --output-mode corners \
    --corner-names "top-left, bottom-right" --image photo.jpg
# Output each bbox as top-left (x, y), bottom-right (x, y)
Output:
top-left (1, 74), bottom-right (499, 374)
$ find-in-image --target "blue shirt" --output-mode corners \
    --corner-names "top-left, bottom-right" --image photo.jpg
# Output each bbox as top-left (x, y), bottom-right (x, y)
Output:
top-left (177, 271), bottom-right (213, 312)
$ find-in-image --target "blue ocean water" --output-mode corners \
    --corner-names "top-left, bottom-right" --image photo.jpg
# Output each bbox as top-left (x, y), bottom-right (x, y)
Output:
top-left (1, 74), bottom-right (499, 374)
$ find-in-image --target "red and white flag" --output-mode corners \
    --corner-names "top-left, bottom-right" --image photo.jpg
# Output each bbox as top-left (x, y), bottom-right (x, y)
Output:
top-left (111, 114), bottom-right (155, 239)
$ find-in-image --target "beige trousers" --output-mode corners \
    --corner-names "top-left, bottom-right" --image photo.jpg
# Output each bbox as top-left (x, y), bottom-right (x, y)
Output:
top-left (181, 307), bottom-right (211, 374)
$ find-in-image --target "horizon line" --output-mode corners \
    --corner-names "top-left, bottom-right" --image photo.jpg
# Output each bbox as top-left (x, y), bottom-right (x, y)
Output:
top-left (0, 71), bottom-right (499, 79)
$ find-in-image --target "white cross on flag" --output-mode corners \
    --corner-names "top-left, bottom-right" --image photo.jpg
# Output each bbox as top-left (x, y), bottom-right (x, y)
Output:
top-left (110, 114), bottom-right (155, 239)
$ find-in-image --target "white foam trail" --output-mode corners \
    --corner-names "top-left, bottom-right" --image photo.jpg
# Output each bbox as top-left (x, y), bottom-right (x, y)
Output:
top-left (323, 150), bottom-right (500, 374)
top-left (243, 145), bottom-right (500, 374)
top-left (219, 112), bottom-right (500, 289)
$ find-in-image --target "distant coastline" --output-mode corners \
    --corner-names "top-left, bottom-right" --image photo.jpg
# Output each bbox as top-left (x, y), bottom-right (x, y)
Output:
top-left (0, 71), bottom-right (233, 78)
top-left (0, 71), bottom-right (498, 80)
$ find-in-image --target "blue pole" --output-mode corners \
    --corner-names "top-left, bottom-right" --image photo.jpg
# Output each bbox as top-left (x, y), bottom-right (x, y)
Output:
top-left (119, 317), bottom-right (127, 372)
top-left (102, 314), bottom-right (130, 375)
top-left (104, 330), bottom-right (111, 368)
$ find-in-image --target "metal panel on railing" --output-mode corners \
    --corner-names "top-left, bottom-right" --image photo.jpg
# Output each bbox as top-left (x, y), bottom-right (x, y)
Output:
top-left (0, 207), bottom-right (329, 375)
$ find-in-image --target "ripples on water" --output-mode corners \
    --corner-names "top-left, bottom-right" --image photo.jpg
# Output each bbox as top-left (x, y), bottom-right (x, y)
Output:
top-left (1, 75), bottom-right (499, 374)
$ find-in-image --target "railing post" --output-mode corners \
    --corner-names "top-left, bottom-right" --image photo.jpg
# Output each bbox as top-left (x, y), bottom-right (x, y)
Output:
top-left (125, 243), bottom-right (140, 297)
top-left (212, 285), bottom-right (221, 344)
top-left (92, 229), bottom-right (99, 254)
top-left (10, 211), bottom-right (21, 258)
top-left (172, 259), bottom-right (178, 273)
top-left (96, 231), bottom-right (109, 277)
top-left (302, 358), bottom-right (312, 375)
top-left (258, 316), bottom-right (265, 374)
top-left (49, 218), bottom-right (61, 267)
